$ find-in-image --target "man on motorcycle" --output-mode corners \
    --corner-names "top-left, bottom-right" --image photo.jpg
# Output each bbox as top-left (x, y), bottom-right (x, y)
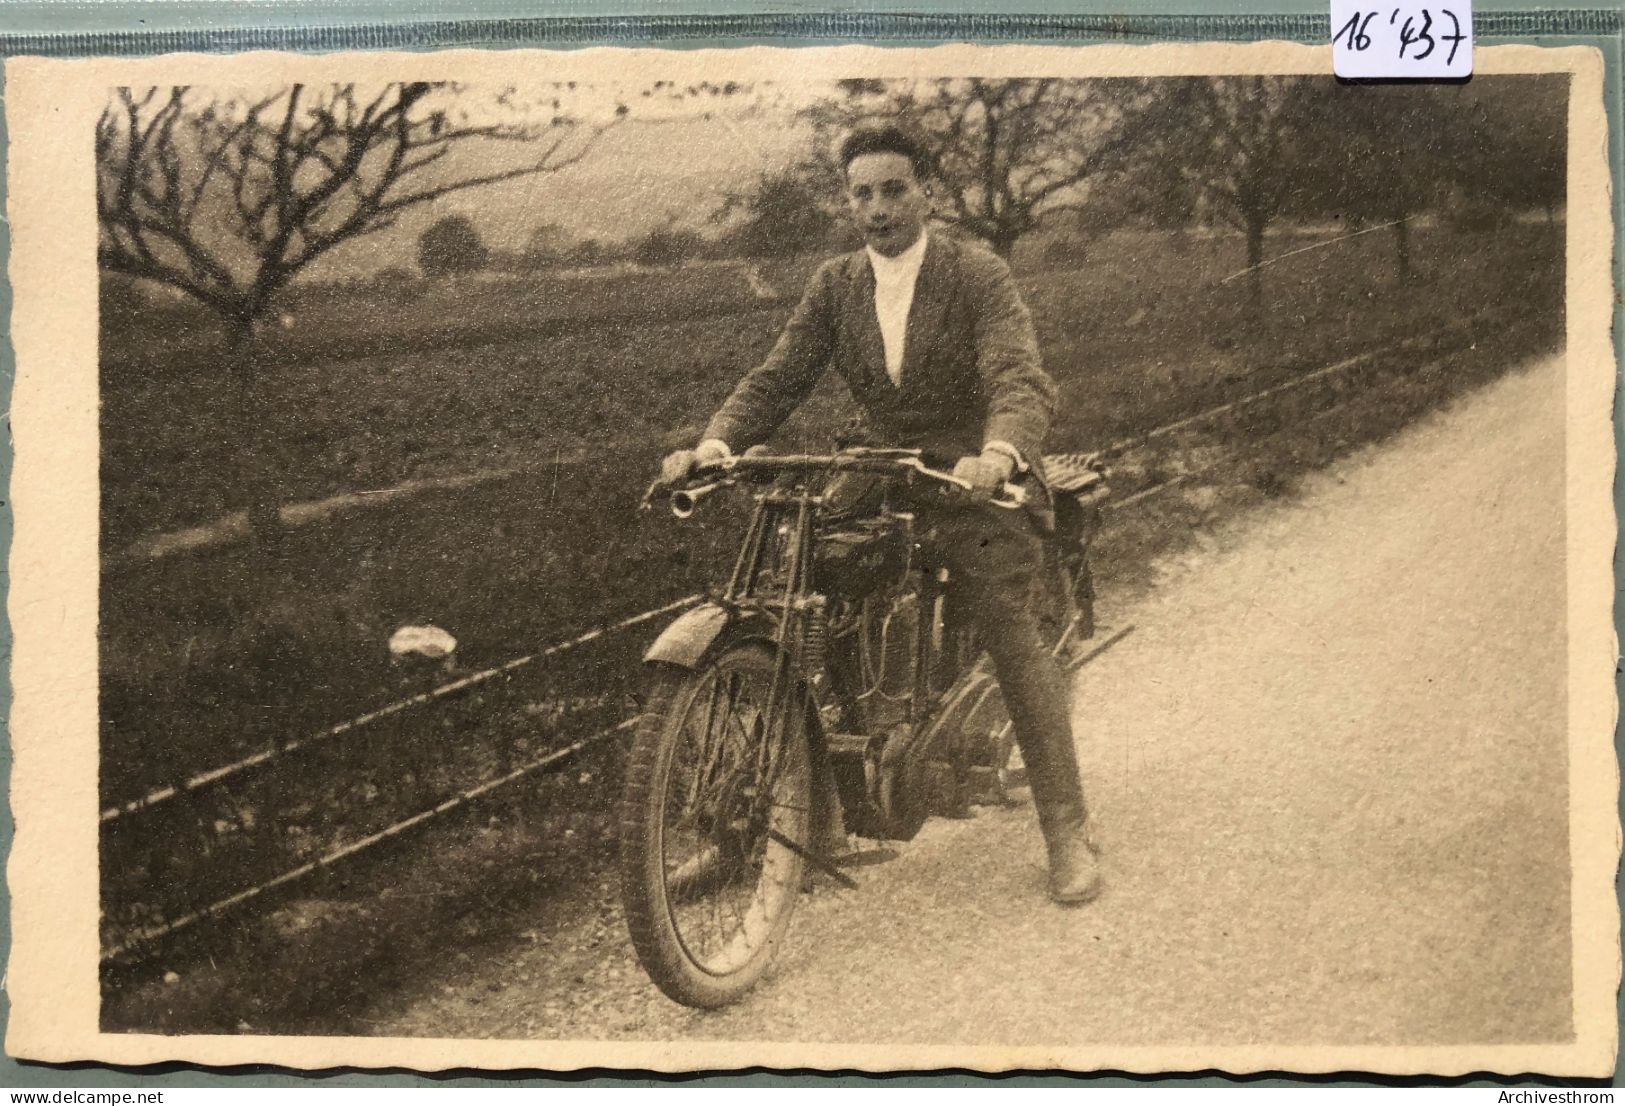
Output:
top-left (660, 124), bottom-right (1101, 905)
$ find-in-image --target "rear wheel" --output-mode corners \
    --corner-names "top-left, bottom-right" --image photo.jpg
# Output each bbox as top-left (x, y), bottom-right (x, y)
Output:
top-left (619, 642), bottom-right (812, 1008)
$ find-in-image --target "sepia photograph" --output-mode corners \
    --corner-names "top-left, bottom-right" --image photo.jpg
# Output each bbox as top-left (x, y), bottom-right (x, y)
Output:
top-left (3, 41), bottom-right (1616, 1076)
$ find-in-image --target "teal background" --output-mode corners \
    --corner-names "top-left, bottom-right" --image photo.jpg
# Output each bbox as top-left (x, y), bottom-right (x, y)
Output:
top-left (0, 0), bottom-right (1618, 1088)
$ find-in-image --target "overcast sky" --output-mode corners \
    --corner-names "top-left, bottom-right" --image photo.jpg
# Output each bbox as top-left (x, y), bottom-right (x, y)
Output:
top-left (304, 85), bottom-right (824, 278)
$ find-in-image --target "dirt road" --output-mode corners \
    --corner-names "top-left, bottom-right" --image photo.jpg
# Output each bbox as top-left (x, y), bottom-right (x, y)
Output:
top-left (373, 355), bottom-right (1572, 1049)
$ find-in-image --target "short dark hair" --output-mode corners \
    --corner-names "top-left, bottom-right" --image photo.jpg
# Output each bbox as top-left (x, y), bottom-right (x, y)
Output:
top-left (837, 125), bottom-right (934, 182)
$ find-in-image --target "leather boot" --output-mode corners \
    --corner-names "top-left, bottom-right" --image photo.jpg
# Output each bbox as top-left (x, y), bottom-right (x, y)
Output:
top-left (994, 648), bottom-right (1102, 905)
top-left (1039, 804), bottom-right (1102, 905)
top-left (945, 535), bottom-right (1102, 906)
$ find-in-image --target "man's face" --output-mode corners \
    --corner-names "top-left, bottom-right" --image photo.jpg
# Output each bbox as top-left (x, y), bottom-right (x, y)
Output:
top-left (844, 151), bottom-right (930, 258)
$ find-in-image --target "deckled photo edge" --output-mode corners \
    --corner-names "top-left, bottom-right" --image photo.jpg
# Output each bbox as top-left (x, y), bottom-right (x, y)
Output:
top-left (2, 38), bottom-right (1615, 1077)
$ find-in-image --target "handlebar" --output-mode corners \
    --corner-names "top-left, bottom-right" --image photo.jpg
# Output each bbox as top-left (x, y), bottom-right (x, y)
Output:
top-left (670, 480), bottom-right (732, 518)
top-left (641, 448), bottom-right (1029, 516)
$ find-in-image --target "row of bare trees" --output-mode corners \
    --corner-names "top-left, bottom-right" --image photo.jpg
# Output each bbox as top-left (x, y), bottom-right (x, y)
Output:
top-left (98, 81), bottom-right (623, 533)
top-left (99, 76), bottom-right (1564, 538)
top-left (725, 75), bottom-right (1564, 299)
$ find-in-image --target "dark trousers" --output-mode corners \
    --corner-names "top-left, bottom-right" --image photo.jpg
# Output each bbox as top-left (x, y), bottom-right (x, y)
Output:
top-left (917, 501), bottom-right (1090, 829)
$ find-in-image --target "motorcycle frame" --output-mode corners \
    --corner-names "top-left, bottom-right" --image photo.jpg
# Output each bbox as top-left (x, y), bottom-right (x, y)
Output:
top-left (644, 473), bottom-right (961, 771)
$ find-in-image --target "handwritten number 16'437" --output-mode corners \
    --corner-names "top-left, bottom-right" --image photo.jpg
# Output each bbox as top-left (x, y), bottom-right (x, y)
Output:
top-left (1336, 8), bottom-right (1468, 65)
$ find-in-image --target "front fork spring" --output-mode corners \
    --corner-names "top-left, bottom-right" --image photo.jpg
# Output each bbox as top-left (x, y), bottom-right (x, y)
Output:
top-left (801, 601), bottom-right (829, 675)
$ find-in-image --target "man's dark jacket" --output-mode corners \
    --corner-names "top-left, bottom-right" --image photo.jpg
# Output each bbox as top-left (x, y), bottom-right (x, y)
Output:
top-left (704, 231), bottom-right (1057, 480)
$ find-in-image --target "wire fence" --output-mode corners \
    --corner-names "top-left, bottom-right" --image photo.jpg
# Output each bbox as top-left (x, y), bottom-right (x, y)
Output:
top-left (99, 607), bottom-right (685, 960)
top-left (97, 327), bottom-right (1487, 963)
top-left (99, 597), bottom-right (699, 825)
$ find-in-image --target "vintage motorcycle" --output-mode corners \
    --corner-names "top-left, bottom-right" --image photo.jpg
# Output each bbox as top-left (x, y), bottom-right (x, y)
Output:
top-left (620, 447), bottom-right (1109, 1008)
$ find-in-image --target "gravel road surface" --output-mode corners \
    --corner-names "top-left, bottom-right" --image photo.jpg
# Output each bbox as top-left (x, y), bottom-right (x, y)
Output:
top-left (374, 355), bottom-right (1572, 1049)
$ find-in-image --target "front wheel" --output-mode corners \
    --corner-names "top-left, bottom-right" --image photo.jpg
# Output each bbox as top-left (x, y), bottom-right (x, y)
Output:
top-left (619, 641), bottom-right (812, 1008)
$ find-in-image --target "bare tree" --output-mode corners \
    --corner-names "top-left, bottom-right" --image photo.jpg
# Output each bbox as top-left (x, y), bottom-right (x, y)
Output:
top-left (804, 78), bottom-right (1170, 257)
top-left (1179, 76), bottom-right (1316, 308)
top-left (97, 81), bottom-right (622, 533)
top-left (711, 168), bottom-right (845, 259)
top-left (1324, 86), bottom-right (1453, 286)
top-left (1448, 76), bottom-right (1567, 224)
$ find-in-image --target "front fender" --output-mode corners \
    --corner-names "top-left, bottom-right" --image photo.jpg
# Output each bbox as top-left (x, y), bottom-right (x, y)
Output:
top-left (643, 602), bottom-right (779, 671)
top-left (645, 602), bottom-right (833, 788)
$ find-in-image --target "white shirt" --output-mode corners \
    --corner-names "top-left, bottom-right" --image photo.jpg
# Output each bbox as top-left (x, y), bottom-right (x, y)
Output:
top-left (701, 225), bottom-right (1024, 473)
top-left (866, 230), bottom-right (930, 387)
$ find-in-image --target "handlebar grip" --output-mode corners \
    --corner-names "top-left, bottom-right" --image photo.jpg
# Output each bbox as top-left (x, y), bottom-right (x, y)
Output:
top-left (671, 479), bottom-right (728, 518)
top-left (991, 482), bottom-right (1027, 509)
top-left (642, 454), bottom-right (732, 511)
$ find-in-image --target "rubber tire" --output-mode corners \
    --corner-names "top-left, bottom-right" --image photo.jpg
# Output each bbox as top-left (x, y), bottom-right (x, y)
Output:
top-left (619, 643), bottom-right (811, 1009)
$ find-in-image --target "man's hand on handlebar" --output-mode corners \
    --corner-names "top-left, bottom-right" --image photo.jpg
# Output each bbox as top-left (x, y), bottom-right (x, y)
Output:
top-left (644, 447), bottom-right (1028, 514)
top-left (659, 439), bottom-right (731, 485)
top-left (952, 449), bottom-right (1017, 504)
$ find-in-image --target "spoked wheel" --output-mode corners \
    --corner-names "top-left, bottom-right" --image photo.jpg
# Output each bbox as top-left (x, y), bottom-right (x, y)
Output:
top-left (619, 641), bottom-right (812, 1008)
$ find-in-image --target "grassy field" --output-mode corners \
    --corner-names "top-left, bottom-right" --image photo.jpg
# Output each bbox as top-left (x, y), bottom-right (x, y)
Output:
top-left (101, 260), bottom-right (807, 544)
top-left (102, 222), bottom-right (1537, 545)
top-left (98, 219), bottom-right (1564, 974)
